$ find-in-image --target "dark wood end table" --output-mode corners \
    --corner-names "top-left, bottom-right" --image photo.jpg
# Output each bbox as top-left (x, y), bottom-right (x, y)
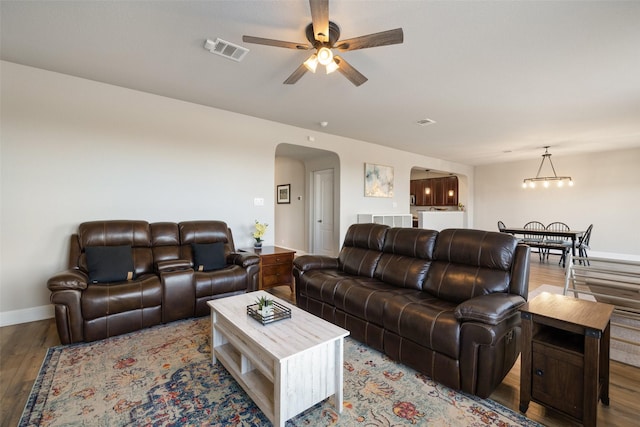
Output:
top-left (241, 246), bottom-right (296, 293)
top-left (519, 292), bottom-right (614, 427)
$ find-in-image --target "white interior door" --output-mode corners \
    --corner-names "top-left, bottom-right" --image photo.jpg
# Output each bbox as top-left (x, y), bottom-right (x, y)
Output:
top-left (313, 169), bottom-right (335, 256)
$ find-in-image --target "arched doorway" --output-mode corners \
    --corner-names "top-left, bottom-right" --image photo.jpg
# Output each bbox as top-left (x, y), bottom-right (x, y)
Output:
top-left (275, 143), bottom-right (341, 255)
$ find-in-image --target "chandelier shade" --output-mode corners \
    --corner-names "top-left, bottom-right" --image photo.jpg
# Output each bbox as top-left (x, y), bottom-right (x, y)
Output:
top-left (522, 146), bottom-right (573, 189)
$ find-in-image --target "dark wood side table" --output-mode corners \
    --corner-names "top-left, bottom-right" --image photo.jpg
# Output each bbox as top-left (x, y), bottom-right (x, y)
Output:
top-left (519, 292), bottom-right (614, 427)
top-left (241, 246), bottom-right (296, 293)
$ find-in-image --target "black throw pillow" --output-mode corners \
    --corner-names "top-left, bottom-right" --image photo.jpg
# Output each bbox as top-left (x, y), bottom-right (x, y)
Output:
top-left (192, 242), bottom-right (226, 272)
top-left (85, 245), bottom-right (135, 283)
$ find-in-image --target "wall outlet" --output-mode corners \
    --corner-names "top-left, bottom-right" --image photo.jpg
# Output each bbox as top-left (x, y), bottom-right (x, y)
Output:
top-left (254, 197), bottom-right (264, 206)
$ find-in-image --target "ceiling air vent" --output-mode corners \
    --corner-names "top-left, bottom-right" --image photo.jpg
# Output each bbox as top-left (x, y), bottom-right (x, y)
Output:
top-left (416, 118), bottom-right (436, 126)
top-left (204, 38), bottom-right (249, 62)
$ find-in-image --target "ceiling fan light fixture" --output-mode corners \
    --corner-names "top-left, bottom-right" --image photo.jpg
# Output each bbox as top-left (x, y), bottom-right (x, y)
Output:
top-left (242, 1), bottom-right (404, 86)
top-left (325, 59), bottom-right (339, 74)
top-left (317, 47), bottom-right (333, 65)
top-left (303, 54), bottom-right (318, 73)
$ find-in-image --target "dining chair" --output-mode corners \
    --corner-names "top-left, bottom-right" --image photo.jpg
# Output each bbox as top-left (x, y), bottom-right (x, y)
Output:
top-left (544, 222), bottom-right (572, 267)
top-left (577, 224), bottom-right (593, 265)
top-left (523, 221), bottom-right (546, 260)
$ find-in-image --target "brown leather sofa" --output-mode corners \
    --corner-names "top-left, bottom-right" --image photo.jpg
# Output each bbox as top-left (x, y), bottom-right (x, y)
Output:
top-left (293, 223), bottom-right (530, 398)
top-left (47, 220), bottom-right (259, 344)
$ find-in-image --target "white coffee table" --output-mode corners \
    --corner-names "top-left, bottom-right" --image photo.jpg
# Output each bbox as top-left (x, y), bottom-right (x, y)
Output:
top-left (208, 291), bottom-right (349, 427)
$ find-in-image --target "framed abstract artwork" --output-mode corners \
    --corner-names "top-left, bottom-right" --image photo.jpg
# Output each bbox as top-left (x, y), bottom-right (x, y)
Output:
top-left (364, 163), bottom-right (394, 198)
top-left (277, 184), bottom-right (291, 204)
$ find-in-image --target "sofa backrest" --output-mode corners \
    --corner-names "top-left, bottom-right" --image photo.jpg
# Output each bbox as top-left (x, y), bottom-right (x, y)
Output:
top-left (76, 220), bottom-right (154, 276)
top-left (150, 222), bottom-right (182, 264)
top-left (424, 229), bottom-right (518, 303)
top-left (70, 220), bottom-right (239, 275)
top-left (178, 221), bottom-right (236, 266)
top-left (338, 223), bottom-right (388, 277)
top-left (374, 228), bottom-right (438, 289)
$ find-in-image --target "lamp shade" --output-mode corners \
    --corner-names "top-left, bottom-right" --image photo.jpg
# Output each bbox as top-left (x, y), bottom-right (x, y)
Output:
top-left (317, 47), bottom-right (333, 65)
top-left (303, 54), bottom-right (318, 73)
top-left (325, 59), bottom-right (339, 74)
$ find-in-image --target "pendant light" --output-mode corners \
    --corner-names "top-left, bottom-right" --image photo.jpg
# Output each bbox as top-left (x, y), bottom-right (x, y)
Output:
top-left (522, 146), bottom-right (574, 189)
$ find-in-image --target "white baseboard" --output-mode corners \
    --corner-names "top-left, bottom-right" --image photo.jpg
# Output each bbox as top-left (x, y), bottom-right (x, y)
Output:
top-left (588, 251), bottom-right (640, 262)
top-left (0, 304), bottom-right (54, 327)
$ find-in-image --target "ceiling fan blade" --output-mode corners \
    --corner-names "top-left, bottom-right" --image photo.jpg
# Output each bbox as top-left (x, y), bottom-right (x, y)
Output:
top-left (283, 64), bottom-right (309, 85)
top-left (334, 56), bottom-right (368, 87)
top-left (309, 0), bottom-right (329, 43)
top-left (242, 35), bottom-right (311, 50)
top-left (335, 28), bottom-right (404, 51)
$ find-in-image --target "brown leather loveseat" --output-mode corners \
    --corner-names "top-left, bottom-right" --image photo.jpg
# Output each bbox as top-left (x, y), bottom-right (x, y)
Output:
top-left (293, 223), bottom-right (530, 398)
top-left (47, 220), bottom-right (259, 344)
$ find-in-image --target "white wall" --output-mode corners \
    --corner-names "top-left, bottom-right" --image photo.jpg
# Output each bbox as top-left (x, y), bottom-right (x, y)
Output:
top-left (274, 156), bottom-right (305, 250)
top-left (475, 148), bottom-right (640, 256)
top-left (0, 61), bottom-right (472, 324)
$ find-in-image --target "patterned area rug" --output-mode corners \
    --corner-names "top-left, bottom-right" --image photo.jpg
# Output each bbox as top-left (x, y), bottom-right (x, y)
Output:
top-left (20, 317), bottom-right (541, 426)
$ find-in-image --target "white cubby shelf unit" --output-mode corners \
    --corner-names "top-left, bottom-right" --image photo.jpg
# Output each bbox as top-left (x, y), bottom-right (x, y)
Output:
top-left (357, 213), bottom-right (413, 228)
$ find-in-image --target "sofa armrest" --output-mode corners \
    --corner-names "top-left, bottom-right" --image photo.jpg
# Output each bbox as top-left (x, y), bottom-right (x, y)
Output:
top-left (227, 252), bottom-right (260, 268)
top-left (454, 293), bottom-right (526, 325)
top-left (293, 255), bottom-right (339, 272)
top-left (156, 259), bottom-right (192, 272)
top-left (47, 269), bottom-right (89, 291)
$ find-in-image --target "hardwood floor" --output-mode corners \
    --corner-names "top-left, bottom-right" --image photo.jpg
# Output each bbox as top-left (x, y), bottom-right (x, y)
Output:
top-left (1, 255), bottom-right (638, 426)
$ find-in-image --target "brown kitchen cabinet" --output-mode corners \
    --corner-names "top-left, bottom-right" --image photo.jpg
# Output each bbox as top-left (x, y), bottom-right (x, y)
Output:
top-left (440, 176), bottom-right (458, 206)
top-left (410, 176), bottom-right (458, 206)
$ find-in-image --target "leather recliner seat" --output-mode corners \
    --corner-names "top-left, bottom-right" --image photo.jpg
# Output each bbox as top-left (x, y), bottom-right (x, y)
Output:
top-left (293, 223), bottom-right (530, 398)
top-left (48, 220), bottom-right (260, 344)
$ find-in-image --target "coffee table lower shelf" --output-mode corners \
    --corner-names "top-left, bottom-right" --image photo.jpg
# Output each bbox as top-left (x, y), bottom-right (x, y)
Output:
top-left (209, 291), bottom-right (349, 427)
top-left (215, 341), bottom-right (276, 421)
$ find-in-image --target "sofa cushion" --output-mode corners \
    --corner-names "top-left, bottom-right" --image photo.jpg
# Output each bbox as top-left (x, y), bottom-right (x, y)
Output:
top-left (194, 265), bottom-right (247, 298)
top-left (339, 247), bottom-right (384, 277)
top-left (85, 245), bottom-right (135, 283)
top-left (192, 242), bottom-right (226, 271)
top-left (79, 220), bottom-right (151, 247)
top-left (81, 274), bottom-right (162, 319)
top-left (150, 222), bottom-right (182, 263)
top-left (425, 262), bottom-right (513, 303)
top-left (333, 278), bottom-right (399, 325)
top-left (374, 255), bottom-right (431, 290)
top-left (338, 223), bottom-right (388, 277)
top-left (381, 228), bottom-right (438, 259)
top-left (433, 229), bottom-right (517, 270)
top-left (78, 221), bottom-right (154, 276)
top-left (179, 221), bottom-right (229, 244)
top-left (382, 292), bottom-right (460, 358)
top-left (373, 228), bottom-right (438, 289)
top-left (296, 268), bottom-right (355, 306)
top-left (424, 229), bottom-right (517, 303)
top-left (342, 222), bottom-right (388, 251)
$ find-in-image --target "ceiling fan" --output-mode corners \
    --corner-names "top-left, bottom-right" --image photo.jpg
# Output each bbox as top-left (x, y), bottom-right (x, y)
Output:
top-left (242, 0), bottom-right (404, 86)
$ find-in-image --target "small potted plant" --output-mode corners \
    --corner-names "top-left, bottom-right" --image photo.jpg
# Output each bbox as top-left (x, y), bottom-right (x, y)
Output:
top-left (252, 220), bottom-right (268, 249)
top-left (256, 295), bottom-right (274, 317)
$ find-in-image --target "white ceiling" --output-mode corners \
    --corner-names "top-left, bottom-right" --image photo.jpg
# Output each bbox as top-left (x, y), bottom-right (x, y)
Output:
top-left (2, 1), bottom-right (639, 165)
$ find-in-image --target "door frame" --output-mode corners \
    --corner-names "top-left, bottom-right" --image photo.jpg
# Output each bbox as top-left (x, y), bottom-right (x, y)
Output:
top-left (311, 168), bottom-right (336, 256)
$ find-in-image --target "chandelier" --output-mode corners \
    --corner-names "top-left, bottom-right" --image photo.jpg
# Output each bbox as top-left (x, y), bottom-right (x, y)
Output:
top-left (522, 146), bottom-right (574, 189)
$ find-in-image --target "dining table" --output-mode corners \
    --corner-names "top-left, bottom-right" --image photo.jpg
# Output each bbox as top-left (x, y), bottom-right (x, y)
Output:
top-left (500, 227), bottom-right (585, 259)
